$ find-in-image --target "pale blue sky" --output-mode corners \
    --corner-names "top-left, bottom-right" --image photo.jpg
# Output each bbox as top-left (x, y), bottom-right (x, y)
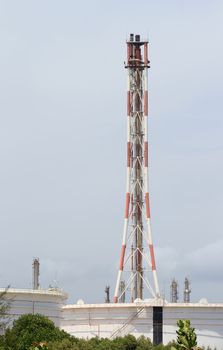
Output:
top-left (0, 0), bottom-right (223, 303)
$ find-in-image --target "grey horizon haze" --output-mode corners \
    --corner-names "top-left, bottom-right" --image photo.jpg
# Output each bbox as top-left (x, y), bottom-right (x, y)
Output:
top-left (0, 0), bottom-right (223, 303)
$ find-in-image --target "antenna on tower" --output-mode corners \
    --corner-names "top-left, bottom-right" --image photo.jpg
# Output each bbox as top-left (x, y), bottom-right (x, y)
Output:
top-left (170, 279), bottom-right (178, 303)
top-left (184, 277), bottom-right (191, 303)
top-left (32, 258), bottom-right (40, 290)
top-left (114, 34), bottom-right (160, 303)
top-left (105, 286), bottom-right (110, 303)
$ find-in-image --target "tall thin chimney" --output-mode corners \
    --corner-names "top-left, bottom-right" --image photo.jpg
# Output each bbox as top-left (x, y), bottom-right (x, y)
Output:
top-left (32, 258), bottom-right (40, 290)
top-left (184, 277), bottom-right (191, 303)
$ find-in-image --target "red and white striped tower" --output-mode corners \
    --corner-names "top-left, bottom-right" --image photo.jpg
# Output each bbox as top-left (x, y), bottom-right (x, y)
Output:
top-left (114, 34), bottom-right (160, 303)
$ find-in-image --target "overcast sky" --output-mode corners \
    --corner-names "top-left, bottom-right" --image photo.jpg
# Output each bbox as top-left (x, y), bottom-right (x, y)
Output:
top-left (0, 0), bottom-right (223, 304)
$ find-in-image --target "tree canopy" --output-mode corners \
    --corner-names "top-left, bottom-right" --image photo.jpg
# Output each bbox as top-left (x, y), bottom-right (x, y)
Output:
top-left (0, 288), bottom-right (10, 334)
top-left (171, 319), bottom-right (202, 350)
top-left (3, 314), bottom-right (71, 350)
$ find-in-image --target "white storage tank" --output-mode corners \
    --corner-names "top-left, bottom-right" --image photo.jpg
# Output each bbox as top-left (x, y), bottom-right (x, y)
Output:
top-left (1, 287), bottom-right (68, 327)
top-left (61, 300), bottom-right (223, 349)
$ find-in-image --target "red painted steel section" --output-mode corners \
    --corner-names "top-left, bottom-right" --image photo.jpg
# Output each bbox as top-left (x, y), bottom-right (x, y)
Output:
top-left (125, 193), bottom-right (130, 218)
top-left (127, 142), bottom-right (131, 167)
top-left (145, 192), bottom-right (151, 218)
top-left (135, 46), bottom-right (140, 61)
top-left (144, 91), bottom-right (148, 116)
top-left (119, 245), bottom-right (126, 270)
top-left (114, 296), bottom-right (118, 303)
top-left (149, 244), bottom-right (156, 270)
top-left (127, 43), bottom-right (131, 62)
top-left (130, 194), bottom-right (134, 218)
top-left (144, 141), bottom-right (148, 167)
top-left (127, 91), bottom-right (131, 115)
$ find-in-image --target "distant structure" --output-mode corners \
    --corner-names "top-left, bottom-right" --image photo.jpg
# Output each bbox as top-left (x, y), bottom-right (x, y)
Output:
top-left (114, 34), bottom-right (160, 303)
top-left (119, 280), bottom-right (126, 303)
top-left (32, 258), bottom-right (40, 290)
top-left (105, 286), bottom-right (110, 303)
top-left (184, 277), bottom-right (191, 303)
top-left (170, 279), bottom-right (178, 303)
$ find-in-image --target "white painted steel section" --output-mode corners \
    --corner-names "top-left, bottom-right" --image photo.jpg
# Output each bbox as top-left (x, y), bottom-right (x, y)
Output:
top-left (126, 168), bottom-right (130, 193)
top-left (122, 219), bottom-right (128, 245)
top-left (146, 219), bottom-right (153, 245)
top-left (114, 271), bottom-right (122, 299)
top-left (144, 167), bottom-right (149, 197)
top-left (152, 271), bottom-right (160, 297)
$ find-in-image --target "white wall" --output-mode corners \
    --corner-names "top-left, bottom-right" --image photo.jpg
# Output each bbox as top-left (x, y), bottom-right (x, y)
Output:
top-left (62, 303), bottom-right (153, 339)
top-left (1, 288), bottom-right (67, 327)
top-left (163, 304), bottom-right (223, 350)
top-left (62, 302), bottom-right (223, 349)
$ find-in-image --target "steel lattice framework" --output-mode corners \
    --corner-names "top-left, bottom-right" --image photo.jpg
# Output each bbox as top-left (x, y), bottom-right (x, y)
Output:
top-left (114, 34), bottom-right (160, 303)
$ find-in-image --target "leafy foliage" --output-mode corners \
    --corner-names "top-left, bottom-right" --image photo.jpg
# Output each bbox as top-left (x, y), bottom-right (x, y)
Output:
top-left (0, 288), bottom-right (10, 333)
top-left (29, 342), bottom-right (48, 350)
top-left (177, 319), bottom-right (197, 349)
top-left (3, 314), bottom-right (71, 350)
top-left (48, 336), bottom-right (180, 350)
top-left (171, 319), bottom-right (202, 350)
top-left (47, 339), bottom-right (79, 350)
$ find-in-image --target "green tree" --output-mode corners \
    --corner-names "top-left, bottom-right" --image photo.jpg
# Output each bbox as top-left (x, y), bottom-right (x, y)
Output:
top-left (171, 320), bottom-right (201, 350)
top-left (136, 335), bottom-right (153, 350)
top-left (29, 342), bottom-right (48, 350)
top-left (112, 335), bottom-right (138, 350)
top-left (3, 313), bottom-right (72, 350)
top-left (0, 288), bottom-right (10, 334)
top-left (48, 339), bottom-right (79, 350)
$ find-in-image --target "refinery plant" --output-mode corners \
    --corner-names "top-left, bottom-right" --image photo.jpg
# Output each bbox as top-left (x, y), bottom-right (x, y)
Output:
top-left (1, 34), bottom-right (223, 349)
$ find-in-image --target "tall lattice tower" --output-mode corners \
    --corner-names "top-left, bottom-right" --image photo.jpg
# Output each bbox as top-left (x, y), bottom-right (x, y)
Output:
top-left (114, 34), bottom-right (160, 303)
